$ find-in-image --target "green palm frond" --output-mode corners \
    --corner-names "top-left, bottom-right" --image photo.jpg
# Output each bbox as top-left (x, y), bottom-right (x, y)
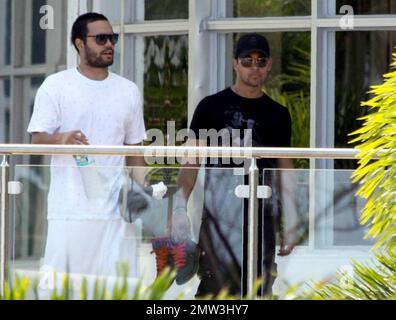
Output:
top-left (349, 53), bottom-right (396, 251)
top-left (310, 250), bottom-right (396, 300)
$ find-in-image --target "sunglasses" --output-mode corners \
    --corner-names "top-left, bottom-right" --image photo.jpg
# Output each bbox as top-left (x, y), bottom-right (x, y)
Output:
top-left (86, 33), bottom-right (119, 45)
top-left (239, 57), bottom-right (269, 68)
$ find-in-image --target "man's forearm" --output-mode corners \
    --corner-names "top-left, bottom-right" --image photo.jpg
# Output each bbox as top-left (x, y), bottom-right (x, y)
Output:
top-left (277, 157), bottom-right (299, 255)
top-left (31, 131), bottom-right (89, 145)
top-left (174, 138), bottom-right (203, 206)
top-left (31, 132), bottom-right (64, 144)
top-left (126, 146), bottom-right (148, 186)
top-left (175, 167), bottom-right (199, 206)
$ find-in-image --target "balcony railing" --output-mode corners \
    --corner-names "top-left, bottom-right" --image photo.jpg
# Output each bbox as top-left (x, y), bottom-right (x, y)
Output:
top-left (0, 145), bottom-right (369, 298)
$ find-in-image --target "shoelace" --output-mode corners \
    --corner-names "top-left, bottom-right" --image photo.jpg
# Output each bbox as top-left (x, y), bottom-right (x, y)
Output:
top-left (171, 242), bottom-right (187, 268)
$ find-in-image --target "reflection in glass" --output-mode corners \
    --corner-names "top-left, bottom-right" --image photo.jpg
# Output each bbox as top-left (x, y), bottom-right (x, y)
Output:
top-left (1, 0), bottom-right (12, 66)
top-left (335, 31), bottom-right (396, 169)
top-left (6, 1), bottom-right (11, 65)
top-left (11, 162), bottom-right (376, 298)
top-left (144, 35), bottom-right (188, 137)
top-left (12, 164), bottom-right (242, 298)
top-left (32, 0), bottom-right (46, 64)
top-left (231, 32), bottom-right (310, 167)
top-left (194, 169), bottom-right (244, 296)
top-left (336, 0), bottom-right (396, 14)
top-left (145, 0), bottom-right (188, 20)
top-left (265, 168), bottom-right (374, 295)
top-left (30, 77), bottom-right (45, 164)
top-left (13, 165), bottom-right (49, 266)
top-left (99, 0), bottom-right (121, 23)
top-left (232, 0), bottom-right (311, 17)
top-left (109, 44), bottom-right (121, 75)
top-left (333, 171), bottom-right (369, 245)
top-left (265, 169), bottom-right (373, 247)
top-left (31, 77), bottom-right (45, 108)
top-left (0, 78), bottom-right (10, 143)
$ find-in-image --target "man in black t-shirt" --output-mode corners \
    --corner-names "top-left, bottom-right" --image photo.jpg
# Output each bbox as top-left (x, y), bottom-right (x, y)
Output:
top-left (173, 33), bottom-right (297, 297)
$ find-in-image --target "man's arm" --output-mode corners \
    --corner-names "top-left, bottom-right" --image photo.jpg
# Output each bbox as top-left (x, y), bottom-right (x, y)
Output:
top-left (277, 158), bottom-right (299, 256)
top-left (31, 131), bottom-right (89, 145)
top-left (125, 143), bottom-right (148, 187)
top-left (125, 143), bottom-right (168, 199)
top-left (167, 138), bottom-right (204, 241)
top-left (174, 138), bottom-right (203, 207)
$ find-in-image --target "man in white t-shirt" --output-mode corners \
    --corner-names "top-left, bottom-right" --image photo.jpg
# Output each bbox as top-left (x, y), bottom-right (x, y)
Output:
top-left (27, 12), bottom-right (156, 289)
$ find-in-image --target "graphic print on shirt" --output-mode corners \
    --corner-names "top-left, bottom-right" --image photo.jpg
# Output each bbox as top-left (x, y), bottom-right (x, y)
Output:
top-left (224, 105), bottom-right (262, 148)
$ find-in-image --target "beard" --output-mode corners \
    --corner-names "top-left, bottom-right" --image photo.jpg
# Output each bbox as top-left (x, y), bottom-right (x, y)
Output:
top-left (85, 45), bottom-right (114, 68)
top-left (240, 73), bottom-right (266, 88)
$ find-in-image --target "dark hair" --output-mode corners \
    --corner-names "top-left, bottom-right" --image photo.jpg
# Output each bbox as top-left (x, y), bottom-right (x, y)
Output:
top-left (71, 12), bottom-right (109, 52)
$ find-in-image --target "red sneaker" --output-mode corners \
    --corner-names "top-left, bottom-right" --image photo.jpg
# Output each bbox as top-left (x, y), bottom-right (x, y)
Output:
top-left (151, 236), bottom-right (174, 277)
top-left (170, 237), bottom-right (200, 285)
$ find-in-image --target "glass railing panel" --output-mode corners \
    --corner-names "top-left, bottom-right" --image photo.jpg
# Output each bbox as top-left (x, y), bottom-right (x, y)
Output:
top-left (10, 162), bottom-right (245, 299)
top-left (262, 168), bottom-right (375, 296)
top-left (10, 162), bottom-right (376, 299)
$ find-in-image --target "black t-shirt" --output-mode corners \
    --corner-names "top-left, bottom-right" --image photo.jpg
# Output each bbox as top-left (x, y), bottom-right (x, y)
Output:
top-left (189, 87), bottom-right (291, 169)
top-left (189, 88), bottom-right (291, 296)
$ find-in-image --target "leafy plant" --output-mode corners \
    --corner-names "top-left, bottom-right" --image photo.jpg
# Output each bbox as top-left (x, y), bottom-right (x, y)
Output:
top-left (309, 250), bottom-right (396, 300)
top-left (0, 266), bottom-right (178, 300)
top-left (350, 53), bottom-right (396, 251)
top-left (1, 273), bottom-right (30, 300)
top-left (303, 52), bottom-right (396, 301)
top-left (234, 0), bottom-right (310, 17)
top-left (0, 266), bottom-right (263, 300)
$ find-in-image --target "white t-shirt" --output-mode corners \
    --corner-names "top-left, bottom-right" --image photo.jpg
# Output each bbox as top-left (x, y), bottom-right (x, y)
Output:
top-left (27, 68), bottom-right (147, 220)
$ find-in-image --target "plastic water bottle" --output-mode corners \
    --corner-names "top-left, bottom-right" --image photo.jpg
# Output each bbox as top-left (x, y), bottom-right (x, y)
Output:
top-left (74, 155), bottom-right (105, 200)
top-left (74, 155), bottom-right (94, 167)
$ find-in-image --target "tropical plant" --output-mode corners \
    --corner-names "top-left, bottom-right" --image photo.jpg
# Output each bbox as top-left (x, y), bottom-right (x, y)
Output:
top-left (234, 0), bottom-right (311, 17)
top-left (350, 53), bottom-right (396, 251)
top-left (312, 250), bottom-right (396, 300)
top-left (0, 266), bottom-right (264, 300)
top-left (301, 52), bottom-right (396, 300)
top-left (1, 266), bottom-right (177, 300)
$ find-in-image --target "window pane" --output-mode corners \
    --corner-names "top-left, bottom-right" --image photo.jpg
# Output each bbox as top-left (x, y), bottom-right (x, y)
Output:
top-left (144, 35), bottom-right (188, 139)
top-left (99, 0), bottom-right (121, 23)
top-left (229, 32), bottom-right (311, 167)
top-left (0, 0), bottom-right (11, 66)
top-left (335, 31), bottom-right (396, 168)
top-left (31, 76), bottom-right (45, 116)
top-left (30, 77), bottom-right (45, 162)
top-left (336, 0), bottom-right (396, 14)
top-left (231, 0), bottom-right (311, 17)
top-left (333, 171), bottom-right (370, 245)
top-left (32, 0), bottom-right (46, 64)
top-left (109, 43), bottom-right (121, 75)
top-left (145, 0), bottom-right (188, 20)
top-left (0, 78), bottom-right (11, 143)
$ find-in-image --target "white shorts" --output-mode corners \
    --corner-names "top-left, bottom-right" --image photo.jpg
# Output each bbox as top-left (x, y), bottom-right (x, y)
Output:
top-left (39, 219), bottom-right (138, 282)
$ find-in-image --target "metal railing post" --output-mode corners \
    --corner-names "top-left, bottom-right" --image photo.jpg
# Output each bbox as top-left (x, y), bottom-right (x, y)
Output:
top-left (247, 158), bottom-right (259, 296)
top-left (0, 155), bottom-right (9, 297)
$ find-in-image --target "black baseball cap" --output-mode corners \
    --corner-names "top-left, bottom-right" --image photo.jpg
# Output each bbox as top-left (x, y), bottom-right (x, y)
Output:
top-left (234, 33), bottom-right (270, 58)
